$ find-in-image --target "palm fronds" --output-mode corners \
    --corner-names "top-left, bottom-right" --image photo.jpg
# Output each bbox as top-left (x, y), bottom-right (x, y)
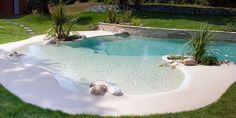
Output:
top-left (188, 24), bottom-right (214, 62)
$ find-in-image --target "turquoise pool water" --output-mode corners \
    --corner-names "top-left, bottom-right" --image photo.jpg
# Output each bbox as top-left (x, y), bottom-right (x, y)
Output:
top-left (18, 35), bottom-right (236, 95)
top-left (68, 35), bottom-right (236, 62)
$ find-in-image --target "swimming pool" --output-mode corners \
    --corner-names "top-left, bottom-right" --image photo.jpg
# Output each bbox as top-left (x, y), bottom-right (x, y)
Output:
top-left (18, 35), bottom-right (236, 95)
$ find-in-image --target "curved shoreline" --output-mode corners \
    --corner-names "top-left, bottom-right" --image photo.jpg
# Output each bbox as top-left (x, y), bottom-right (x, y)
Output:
top-left (0, 31), bottom-right (236, 116)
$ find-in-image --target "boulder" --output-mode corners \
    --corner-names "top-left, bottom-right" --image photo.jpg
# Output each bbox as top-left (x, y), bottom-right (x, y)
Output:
top-left (183, 58), bottom-right (197, 66)
top-left (108, 85), bottom-right (123, 96)
top-left (90, 85), bottom-right (108, 96)
top-left (89, 81), bottom-right (109, 96)
top-left (90, 81), bottom-right (109, 88)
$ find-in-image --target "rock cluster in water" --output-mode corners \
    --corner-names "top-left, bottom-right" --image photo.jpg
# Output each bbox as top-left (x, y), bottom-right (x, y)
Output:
top-left (89, 81), bottom-right (123, 96)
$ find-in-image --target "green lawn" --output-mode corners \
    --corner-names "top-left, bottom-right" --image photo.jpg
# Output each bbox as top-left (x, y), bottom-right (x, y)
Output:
top-left (1, 82), bottom-right (236, 118)
top-left (136, 12), bottom-right (233, 31)
top-left (0, 21), bottom-right (30, 44)
top-left (3, 11), bottom-right (234, 35)
top-left (10, 12), bottom-right (107, 34)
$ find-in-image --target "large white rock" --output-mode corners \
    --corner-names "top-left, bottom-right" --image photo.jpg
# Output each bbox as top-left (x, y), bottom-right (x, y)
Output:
top-left (183, 58), bottom-right (197, 66)
top-left (89, 85), bottom-right (107, 96)
top-left (89, 81), bottom-right (109, 96)
top-left (108, 85), bottom-right (123, 96)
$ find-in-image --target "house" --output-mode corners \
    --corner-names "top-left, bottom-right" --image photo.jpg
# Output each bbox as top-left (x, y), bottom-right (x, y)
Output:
top-left (0, 0), bottom-right (28, 16)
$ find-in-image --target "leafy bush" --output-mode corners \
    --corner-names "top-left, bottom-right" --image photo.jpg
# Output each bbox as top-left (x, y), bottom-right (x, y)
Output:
top-left (48, 4), bottom-right (79, 40)
top-left (131, 18), bottom-right (142, 26)
top-left (188, 25), bottom-right (214, 62)
top-left (201, 55), bottom-right (218, 65)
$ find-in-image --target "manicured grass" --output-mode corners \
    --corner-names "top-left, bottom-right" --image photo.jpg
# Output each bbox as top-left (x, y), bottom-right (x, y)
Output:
top-left (5, 11), bottom-right (234, 35)
top-left (135, 12), bottom-right (233, 31)
top-left (63, 2), bottom-right (101, 14)
top-left (1, 82), bottom-right (236, 117)
top-left (12, 15), bottom-right (51, 34)
top-left (10, 12), bottom-right (107, 34)
top-left (0, 21), bottom-right (30, 44)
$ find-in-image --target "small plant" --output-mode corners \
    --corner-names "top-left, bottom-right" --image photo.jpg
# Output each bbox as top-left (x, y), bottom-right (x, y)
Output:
top-left (48, 3), bottom-right (79, 41)
top-left (106, 6), bottom-right (120, 24)
top-left (120, 9), bottom-right (132, 23)
top-left (201, 55), bottom-right (218, 65)
top-left (131, 18), bottom-right (142, 26)
top-left (188, 25), bottom-right (214, 63)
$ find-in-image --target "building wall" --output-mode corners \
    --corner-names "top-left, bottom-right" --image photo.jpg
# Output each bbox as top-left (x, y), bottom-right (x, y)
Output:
top-left (0, 0), bottom-right (28, 16)
top-left (0, 1), bottom-right (3, 15)
top-left (4, 0), bottom-right (14, 16)
top-left (20, 0), bottom-right (28, 14)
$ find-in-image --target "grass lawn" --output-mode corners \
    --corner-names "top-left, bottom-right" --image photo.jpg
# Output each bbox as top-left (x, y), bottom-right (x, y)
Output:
top-left (3, 11), bottom-right (234, 35)
top-left (136, 12), bottom-right (233, 31)
top-left (0, 21), bottom-right (30, 44)
top-left (1, 82), bottom-right (236, 118)
top-left (9, 12), bottom-right (107, 34)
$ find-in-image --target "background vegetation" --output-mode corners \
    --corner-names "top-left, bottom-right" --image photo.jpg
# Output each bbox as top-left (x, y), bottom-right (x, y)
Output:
top-left (91, 0), bottom-right (236, 7)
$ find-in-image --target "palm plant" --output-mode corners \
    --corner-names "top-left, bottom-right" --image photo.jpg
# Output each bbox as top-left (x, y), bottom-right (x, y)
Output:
top-left (48, 3), bottom-right (79, 40)
top-left (188, 25), bottom-right (214, 62)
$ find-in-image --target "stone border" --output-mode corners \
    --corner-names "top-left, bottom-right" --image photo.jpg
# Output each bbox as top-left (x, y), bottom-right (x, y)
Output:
top-left (98, 23), bottom-right (236, 42)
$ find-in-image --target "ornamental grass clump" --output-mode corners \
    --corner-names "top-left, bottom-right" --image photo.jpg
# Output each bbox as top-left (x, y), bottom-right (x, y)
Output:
top-left (48, 3), bottom-right (79, 41)
top-left (188, 25), bottom-right (218, 65)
